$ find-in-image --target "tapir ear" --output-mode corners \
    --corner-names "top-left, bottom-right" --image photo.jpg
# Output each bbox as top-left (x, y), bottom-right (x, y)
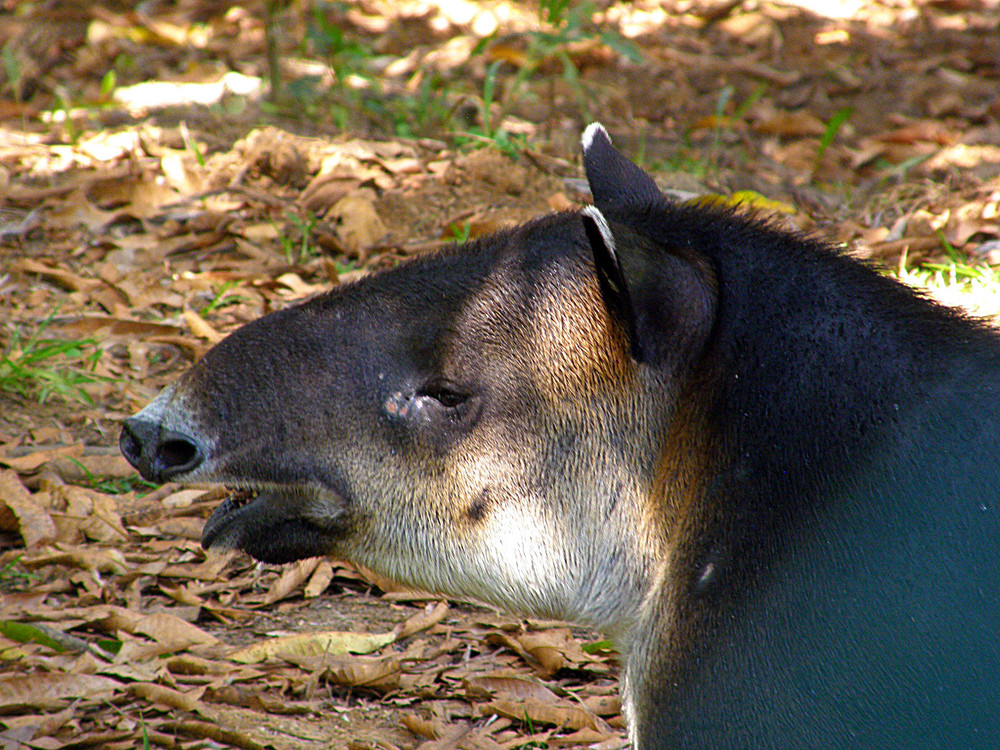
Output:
top-left (581, 205), bottom-right (638, 349)
top-left (582, 123), bottom-right (662, 211)
top-left (581, 205), bottom-right (716, 369)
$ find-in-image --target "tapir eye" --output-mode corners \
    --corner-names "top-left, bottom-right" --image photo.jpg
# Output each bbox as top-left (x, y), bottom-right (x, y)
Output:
top-left (418, 381), bottom-right (469, 409)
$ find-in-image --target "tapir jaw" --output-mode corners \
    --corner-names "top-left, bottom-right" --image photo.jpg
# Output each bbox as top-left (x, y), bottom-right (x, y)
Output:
top-left (201, 484), bottom-right (351, 564)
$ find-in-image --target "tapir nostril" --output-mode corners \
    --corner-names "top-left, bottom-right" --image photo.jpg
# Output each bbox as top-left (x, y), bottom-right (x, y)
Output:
top-left (159, 438), bottom-right (199, 471)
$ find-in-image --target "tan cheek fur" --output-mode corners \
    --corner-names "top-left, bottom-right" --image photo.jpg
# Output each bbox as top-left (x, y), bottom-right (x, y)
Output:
top-left (397, 272), bottom-right (670, 635)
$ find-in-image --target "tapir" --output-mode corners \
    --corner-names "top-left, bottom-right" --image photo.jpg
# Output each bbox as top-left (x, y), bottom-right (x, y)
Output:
top-left (120, 124), bottom-right (1000, 748)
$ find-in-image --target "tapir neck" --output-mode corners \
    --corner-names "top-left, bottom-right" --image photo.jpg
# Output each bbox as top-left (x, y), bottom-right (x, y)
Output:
top-left (681, 234), bottom-right (1000, 598)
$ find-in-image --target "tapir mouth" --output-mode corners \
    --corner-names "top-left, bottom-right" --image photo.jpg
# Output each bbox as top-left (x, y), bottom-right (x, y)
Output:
top-left (201, 484), bottom-right (349, 565)
top-left (201, 487), bottom-right (259, 548)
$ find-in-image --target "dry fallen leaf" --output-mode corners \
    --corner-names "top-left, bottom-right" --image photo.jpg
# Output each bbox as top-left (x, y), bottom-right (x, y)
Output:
top-left (480, 696), bottom-right (604, 732)
top-left (464, 673), bottom-right (562, 703)
top-left (304, 559), bottom-right (335, 598)
top-left (133, 612), bottom-right (220, 651)
top-left (129, 682), bottom-right (207, 714)
top-left (183, 309), bottom-right (225, 343)
top-left (264, 557), bottom-right (322, 604)
top-left (53, 485), bottom-right (129, 543)
top-left (159, 719), bottom-right (269, 750)
top-left (516, 630), bottom-right (568, 675)
top-left (328, 194), bottom-right (388, 255)
top-left (43, 187), bottom-right (120, 232)
top-left (316, 653), bottom-right (402, 690)
top-left (21, 545), bottom-right (128, 575)
top-left (752, 110), bottom-right (827, 137)
top-left (0, 444), bottom-right (84, 473)
top-left (393, 600), bottom-right (450, 639)
top-left (228, 629), bottom-right (397, 664)
top-left (0, 673), bottom-right (118, 709)
top-left (274, 272), bottom-right (327, 299)
top-left (0, 469), bottom-right (56, 547)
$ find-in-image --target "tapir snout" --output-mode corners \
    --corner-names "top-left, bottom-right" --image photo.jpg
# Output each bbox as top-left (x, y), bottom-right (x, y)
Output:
top-left (122, 124), bottom-right (1000, 749)
top-left (119, 417), bottom-right (204, 482)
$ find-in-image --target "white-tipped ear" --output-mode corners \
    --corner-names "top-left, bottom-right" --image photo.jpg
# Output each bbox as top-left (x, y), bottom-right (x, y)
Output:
top-left (581, 204), bottom-right (616, 260)
top-left (582, 123), bottom-right (662, 210)
top-left (581, 122), bottom-right (610, 154)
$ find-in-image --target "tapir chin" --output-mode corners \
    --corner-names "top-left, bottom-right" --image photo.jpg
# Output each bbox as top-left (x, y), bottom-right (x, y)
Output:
top-left (121, 123), bottom-right (1000, 748)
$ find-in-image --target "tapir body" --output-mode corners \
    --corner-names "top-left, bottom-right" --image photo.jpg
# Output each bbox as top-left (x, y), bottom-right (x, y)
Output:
top-left (121, 125), bottom-right (1000, 748)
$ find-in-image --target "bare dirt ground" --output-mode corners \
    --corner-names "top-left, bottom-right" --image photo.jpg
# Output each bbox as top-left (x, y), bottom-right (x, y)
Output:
top-left (1, 0), bottom-right (998, 748)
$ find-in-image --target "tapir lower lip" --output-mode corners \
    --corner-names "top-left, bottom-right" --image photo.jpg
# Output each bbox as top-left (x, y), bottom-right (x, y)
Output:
top-left (200, 488), bottom-right (261, 549)
top-left (201, 484), bottom-right (349, 565)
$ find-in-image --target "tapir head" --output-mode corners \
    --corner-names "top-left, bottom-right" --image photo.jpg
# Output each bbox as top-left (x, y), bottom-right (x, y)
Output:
top-left (120, 125), bottom-right (716, 638)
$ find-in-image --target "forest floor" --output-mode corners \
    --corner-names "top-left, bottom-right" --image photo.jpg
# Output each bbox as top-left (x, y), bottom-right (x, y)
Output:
top-left (1, 0), bottom-right (999, 748)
